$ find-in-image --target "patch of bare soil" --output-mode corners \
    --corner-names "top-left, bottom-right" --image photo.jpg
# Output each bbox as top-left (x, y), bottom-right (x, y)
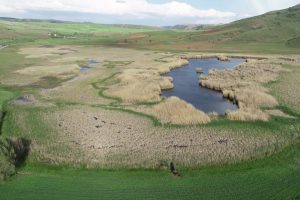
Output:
top-left (127, 33), bottom-right (148, 41)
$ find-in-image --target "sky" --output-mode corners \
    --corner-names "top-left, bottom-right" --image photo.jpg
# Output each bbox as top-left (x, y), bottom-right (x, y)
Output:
top-left (0, 0), bottom-right (299, 26)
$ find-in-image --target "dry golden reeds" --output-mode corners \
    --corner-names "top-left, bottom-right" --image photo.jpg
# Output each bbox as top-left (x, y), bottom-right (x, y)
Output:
top-left (217, 55), bottom-right (230, 61)
top-left (108, 58), bottom-right (188, 103)
top-left (140, 97), bottom-right (210, 125)
top-left (199, 59), bottom-right (285, 121)
top-left (227, 108), bottom-right (269, 121)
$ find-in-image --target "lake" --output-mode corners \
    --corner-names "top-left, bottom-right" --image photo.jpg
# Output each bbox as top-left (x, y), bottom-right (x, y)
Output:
top-left (162, 58), bottom-right (245, 114)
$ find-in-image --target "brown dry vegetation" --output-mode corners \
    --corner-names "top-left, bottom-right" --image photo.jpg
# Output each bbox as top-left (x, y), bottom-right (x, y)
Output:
top-left (16, 64), bottom-right (80, 76)
top-left (138, 97), bottom-right (210, 125)
top-left (15, 46), bottom-right (183, 105)
top-left (11, 46), bottom-right (299, 124)
top-left (4, 45), bottom-right (299, 168)
top-left (200, 58), bottom-right (293, 121)
top-left (35, 106), bottom-right (287, 168)
top-left (217, 55), bottom-right (230, 61)
top-left (106, 62), bottom-right (189, 103)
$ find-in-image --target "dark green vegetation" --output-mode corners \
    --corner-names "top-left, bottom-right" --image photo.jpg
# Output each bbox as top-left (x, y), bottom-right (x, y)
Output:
top-left (0, 137), bottom-right (30, 180)
top-left (0, 4), bottom-right (300, 200)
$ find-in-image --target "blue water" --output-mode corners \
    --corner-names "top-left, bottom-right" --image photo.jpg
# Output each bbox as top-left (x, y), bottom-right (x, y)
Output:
top-left (15, 97), bottom-right (32, 103)
top-left (162, 58), bottom-right (245, 114)
top-left (80, 59), bottom-right (100, 72)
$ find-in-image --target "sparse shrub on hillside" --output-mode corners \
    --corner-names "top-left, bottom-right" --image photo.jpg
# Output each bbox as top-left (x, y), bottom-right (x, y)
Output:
top-left (286, 13), bottom-right (296, 18)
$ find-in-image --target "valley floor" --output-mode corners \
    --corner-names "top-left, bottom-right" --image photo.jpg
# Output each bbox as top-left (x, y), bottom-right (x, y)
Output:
top-left (0, 44), bottom-right (300, 199)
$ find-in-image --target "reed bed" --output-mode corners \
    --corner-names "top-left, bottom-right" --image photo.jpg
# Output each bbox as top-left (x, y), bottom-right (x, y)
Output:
top-left (33, 106), bottom-right (290, 169)
top-left (200, 59), bottom-right (288, 121)
top-left (139, 97), bottom-right (210, 125)
top-left (107, 59), bottom-right (188, 103)
top-left (181, 54), bottom-right (230, 61)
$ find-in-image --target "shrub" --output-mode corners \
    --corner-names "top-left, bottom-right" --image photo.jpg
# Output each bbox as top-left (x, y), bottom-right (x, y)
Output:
top-left (0, 138), bottom-right (16, 180)
top-left (0, 138), bottom-right (31, 180)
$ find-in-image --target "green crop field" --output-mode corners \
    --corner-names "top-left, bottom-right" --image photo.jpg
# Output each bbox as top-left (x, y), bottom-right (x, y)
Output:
top-left (1, 142), bottom-right (300, 200)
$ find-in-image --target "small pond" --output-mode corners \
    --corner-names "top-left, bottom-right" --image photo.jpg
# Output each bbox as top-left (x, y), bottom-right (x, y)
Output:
top-left (15, 97), bottom-right (33, 103)
top-left (162, 58), bottom-right (245, 114)
top-left (80, 59), bottom-right (100, 72)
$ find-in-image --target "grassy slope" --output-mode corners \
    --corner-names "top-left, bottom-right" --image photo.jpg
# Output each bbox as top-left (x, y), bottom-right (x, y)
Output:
top-left (215, 6), bottom-right (300, 53)
top-left (1, 5), bottom-right (299, 53)
top-left (94, 5), bottom-right (300, 54)
top-left (0, 19), bottom-right (160, 46)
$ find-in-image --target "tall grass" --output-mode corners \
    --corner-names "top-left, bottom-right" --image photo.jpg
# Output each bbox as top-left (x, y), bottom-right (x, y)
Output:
top-left (107, 59), bottom-right (187, 103)
top-left (200, 59), bottom-right (288, 121)
top-left (140, 96), bottom-right (210, 125)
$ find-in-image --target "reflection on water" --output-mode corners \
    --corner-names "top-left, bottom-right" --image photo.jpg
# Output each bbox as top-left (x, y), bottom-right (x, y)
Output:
top-left (162, 58), bottom-right (245, 114)
top-left (80, 59), bottom-right (100, 72)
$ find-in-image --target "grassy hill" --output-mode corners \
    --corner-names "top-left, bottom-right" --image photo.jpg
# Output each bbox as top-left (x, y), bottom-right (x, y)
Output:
top-left (0, 18), bottom-right (160, 46)
top-left (211, 4), bottom-right (300, 52)
top-left (100, 4), bottom-right (300, 54)
top-left (127, 4), bottom-right (300, 53)
top-left (0, 5), bottom-right (299, 54)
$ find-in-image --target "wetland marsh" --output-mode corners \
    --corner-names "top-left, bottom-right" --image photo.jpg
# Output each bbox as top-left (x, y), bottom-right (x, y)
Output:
top-left (162, 58), bottom-right (245, 114)
top-left (0, 4), bottom-right (300, 199)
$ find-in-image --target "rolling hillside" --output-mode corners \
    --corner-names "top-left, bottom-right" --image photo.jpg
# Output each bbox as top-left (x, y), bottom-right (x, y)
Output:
top-left (95, 4), bottom-right (300, 54)
top-left (0, 4), bottom-right (299, 54)
top-left (119, 4), bottom-right (300, 53)
top-left (210, 4), bottom-right (300, 50)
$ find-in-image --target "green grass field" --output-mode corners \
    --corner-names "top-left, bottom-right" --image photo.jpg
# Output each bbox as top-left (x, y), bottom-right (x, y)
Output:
top-left (1, 141), bottom-right (300, 200)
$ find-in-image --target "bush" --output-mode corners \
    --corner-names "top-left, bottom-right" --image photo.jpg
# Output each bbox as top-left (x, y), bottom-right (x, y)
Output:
top-left (0, 138), bottom-right (30, 180)
top-left (0, 138), bottom-right (16, 180)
